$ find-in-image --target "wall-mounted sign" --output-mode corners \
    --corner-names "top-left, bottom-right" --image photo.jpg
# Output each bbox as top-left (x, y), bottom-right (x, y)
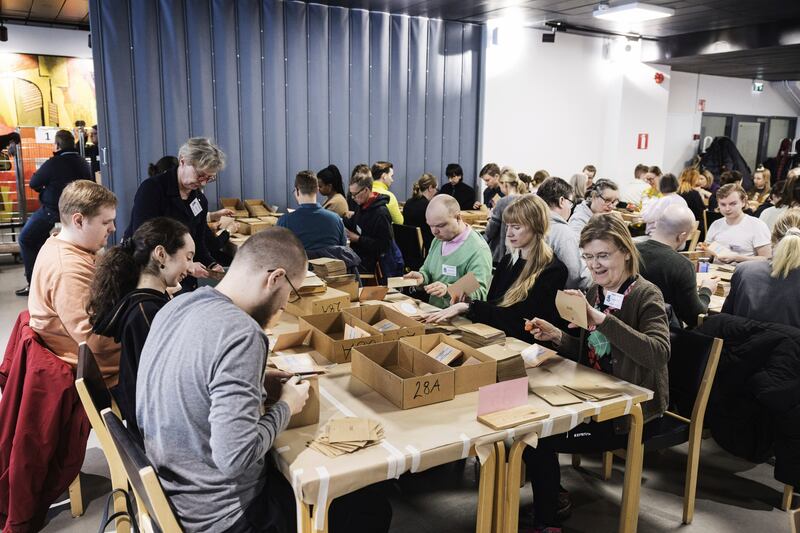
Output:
top-left (637, 133), bottom-right (649, 150)
top-left (752, 80), bottom-right (765, 93)
top-left (35, 127), bottom-right (60, 144)
top-left (698, 99), bottom-right (706, 112)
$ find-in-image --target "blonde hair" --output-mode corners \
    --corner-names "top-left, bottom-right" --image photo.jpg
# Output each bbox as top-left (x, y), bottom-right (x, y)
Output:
top-left (412, 173), bottom-right (437, 198)
top-left (178, 137), bottom-right (226, 174)
top-left (580, 213), bottom-right (640, 277)
top-left (678, 167), bottom-right (701, 194)
top-left (771, 208), bottom-right (800, 279)
top-left (750, 167), bottom-right (772, 203)
top-left (58, 180), bottom-right (117, 225)
top-left (716, 183), bottom-right (747, 203)
top-left (569, 173), bottom-right (588, 199)
top-left (499, 195), bottom-right (553, 307)
top-left (499, 167), bottom-right (527, 195)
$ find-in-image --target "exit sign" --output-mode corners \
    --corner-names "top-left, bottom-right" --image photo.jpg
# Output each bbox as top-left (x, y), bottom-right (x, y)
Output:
top-left (752, 80), bottom-right (765, 93)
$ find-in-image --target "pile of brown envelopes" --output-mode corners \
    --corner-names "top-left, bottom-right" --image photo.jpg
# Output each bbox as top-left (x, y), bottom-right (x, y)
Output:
top-left (308, 418), bottom-right (384, 457)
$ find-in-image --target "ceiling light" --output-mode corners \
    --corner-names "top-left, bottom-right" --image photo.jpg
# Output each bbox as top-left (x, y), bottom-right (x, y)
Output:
top-left (593, 2), bottom-right (674, 23)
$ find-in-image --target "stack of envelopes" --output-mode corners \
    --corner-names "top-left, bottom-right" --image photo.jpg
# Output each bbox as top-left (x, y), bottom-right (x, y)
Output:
top-left (309, 257), bottom-right (347, 278)
top-left (560, 383), bottom-right (623, 401)
top-left (458, 323), bottom-right (506, 348)
top-left (308, 418), bottom-right (384, 457)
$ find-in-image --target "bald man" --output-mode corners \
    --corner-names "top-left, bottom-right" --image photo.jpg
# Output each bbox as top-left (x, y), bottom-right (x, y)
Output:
top-left (637, 204), bottom-right (718, 328)
top-left (404, 195), bottom-right (492, 308)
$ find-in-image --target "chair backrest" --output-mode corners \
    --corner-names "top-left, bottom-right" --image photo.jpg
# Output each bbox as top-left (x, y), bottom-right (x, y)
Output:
top-left (102, 409), bottom-right (182, 532)
top-left (667, 327), bottom-right (723, 421)
top-left (703, 209), bottom-right (723, 236)
top-left (687, 228), bottom-right (701, 252)
top-left (77, 343), bottom-right (113, 412)
top-left (393, 223), bottom-right (425, 271)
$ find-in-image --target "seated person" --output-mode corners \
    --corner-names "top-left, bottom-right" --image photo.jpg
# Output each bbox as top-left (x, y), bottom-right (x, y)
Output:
top-left (537, 177), bottom-right (591, 289)
top-left (637, 205), bottom-right (717, 328)
top-left (484, 167), bottom-right (527, 263)
top-left (318, 164), bottom-right (348, 217)
top-left (88, 217), bottom-right (194, 443)
top-left (568, 179), bottom-right (619, 237)
top-left (528, 169), bottom-right (550, 194)
top-left (137, 228), bottom-right (392, 532)
top-left (723, 208), bottom-right (800, 328)
top-left (641, 165), bottom-right (663, 204)
top-left (402, 173), bottom-right (437, 251)
top-left (748, 165), bottom-right (771, 210)
top-left (708, 170), bottom-right (747, 212)
top-left (641, 173), bottom-right (688, 235)
top-left (404, 195), bottom-right (492, 308)
top-left (523, 213), bottom-right (670, 532)
top-left (702, 183), bottom-right (771, 263)
top-left (344, 165), bottom-right (394, 275)
top-left (678, 168), bottom-right (706, 227)
top-left (371, 161), bottom-right (403, 224)
top-left (759, 178), bottom-right (792, 230)
top-left (277, 170), bottom-right (346, 251)
top-left (618, 163), bottom-right (650, 206)
top-left (27, 180), bottom-right (121, 385)
top-left (474, 162), bottom-right (503, 209)
top-left (425, 195), bottom-right (567, 343)
top-left (440, 162), bottom-right (475, 211)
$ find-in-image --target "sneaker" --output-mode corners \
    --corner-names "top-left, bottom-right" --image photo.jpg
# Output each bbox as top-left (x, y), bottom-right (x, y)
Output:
top-left (15, 285), bottom-right (29, 297)
top-left (519, 488), bottom-right (572, 528)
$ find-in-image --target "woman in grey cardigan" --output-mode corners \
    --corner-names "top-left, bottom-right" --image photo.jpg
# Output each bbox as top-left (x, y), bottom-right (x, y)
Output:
top-left (523, 213), bottom-right (670, 531)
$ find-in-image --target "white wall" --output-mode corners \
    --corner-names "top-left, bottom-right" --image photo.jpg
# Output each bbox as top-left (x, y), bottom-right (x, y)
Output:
top-left (0, 23), bottom-right (91, 59)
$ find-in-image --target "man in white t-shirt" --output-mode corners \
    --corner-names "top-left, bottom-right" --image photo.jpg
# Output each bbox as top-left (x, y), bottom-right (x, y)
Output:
top-left (641, 173), bottom-right (688, 235)
top-left (703, 183), bottom-right (771, 263)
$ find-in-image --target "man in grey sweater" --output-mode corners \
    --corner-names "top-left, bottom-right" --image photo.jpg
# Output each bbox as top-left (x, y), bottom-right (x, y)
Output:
top-left (137, 228), bottom-right (310, 532)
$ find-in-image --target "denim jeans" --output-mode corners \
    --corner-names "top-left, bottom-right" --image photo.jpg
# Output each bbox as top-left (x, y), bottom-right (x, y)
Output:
top-left (18, 206), bottom-right (60, 283)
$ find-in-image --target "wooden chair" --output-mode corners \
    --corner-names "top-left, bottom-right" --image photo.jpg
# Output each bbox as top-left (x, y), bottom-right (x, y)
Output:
top-left (687, 219), bottom-right (701, 252)
top-left (703, 209), bottom-right (722, 236)
top-left (75, 343), bottom-right (131, 533)
top-left (393, 223), bottom-right (426, 272)
top-left (601, 329), bottom-right (723, 524)
top-left (102, 409), bottom-right (182, 532)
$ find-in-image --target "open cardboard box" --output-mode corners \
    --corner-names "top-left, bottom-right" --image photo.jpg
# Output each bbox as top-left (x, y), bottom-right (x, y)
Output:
top-left (245, 199), bottom-right (275, 217)
top-left (220, 197), bottom-right (249, 218)
top-left (286, 286), bottom-right (352, 317)
top-left (267, 329), bottom-right (325, 428)
top-left (345, 305), bottom-right (425, 342)
top-left (298, 312), bottom-right (384, 363)
top-left (327, 278), bottom-right (359, 301)
top-left (237, 218), bottom-right (272, 235)
top-left (400, 333), bottom-right (496, 394)
top-left (351, 341), bottom-right (455, 409)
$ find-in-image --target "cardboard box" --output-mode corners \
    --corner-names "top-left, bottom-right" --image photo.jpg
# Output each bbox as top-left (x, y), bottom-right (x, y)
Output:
top-left (236, 218), bottom-right (272, 235)
top-left (266, 330), bottom-right (324, 428)
top-left (245, 199), bottom-right (274, 217)
top-left (257, 215), bottom-right (280, 226)
top-left (401, 334), bottom-right (496, 394)
top-left (327, 278), bottom-right (359, 302)
top-left (344, 305), bottom-right (425, 342)
top-left (351, 341), bottom-right (455, 409)
top-left (298, 312), bottom-right (384, 363)
top-left (220, 197), bottom-right (249, 218)
top-left (286, 286), bottom-right (352, 317)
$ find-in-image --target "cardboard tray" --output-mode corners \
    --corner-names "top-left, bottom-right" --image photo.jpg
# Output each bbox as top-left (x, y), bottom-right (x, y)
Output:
top-left (298, 312), bottom-right (384, 363)
top-left (400, 333), bottom-right (496, 394)
top-left (286, 286), bottom-right (352, 317)
top-left (220, 197), bottom-right (249, 218)
top-left (244, 199), bottom-right (275, 217)
top-left (344, 305), bottom-right (426, 342)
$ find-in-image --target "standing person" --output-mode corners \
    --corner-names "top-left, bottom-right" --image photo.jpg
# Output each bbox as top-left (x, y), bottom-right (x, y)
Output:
top-left (425, 195), bottom-right (567, 343)
top-left (318, 164), bottom-right (348, 217)
top-left (439, 163), bottom-right (475, 210)
top-left (702, 184), bottom-right (772, 263)
top-left (568, 179), bottom-right (619, 237)
top-left (27, 180), bottom-right (121, 384)
top-left (88, 217), bottom-right (194, 443)
top-left (474, 163), bottom-right (503, 209)
top-left (84, 124), bottom-right (100, 175)
top-left (522, 214), bottom-right (669, 532)
top-left (16, 130), bottom-right (92, 296)
top-left (403, 195), bottom-right (492, 309)
top-left (484, 167), bottom-right (527, 263)
top-left (537, 177), bottom-right (591, 289)
top-left (640, 173), bottom-right (688, 235)
top-left (125, 137), bottom-right (226, 291)
top-left (277, 170), bottom-right (346, 251)
top-left (371, 161), bottom-right (403, 224)
top-left (136, 227), bottom-right (392, 533)
top-left (402, 173), bottom-right (437, 251)
top-left (345, 165), bottom-right (394, 276)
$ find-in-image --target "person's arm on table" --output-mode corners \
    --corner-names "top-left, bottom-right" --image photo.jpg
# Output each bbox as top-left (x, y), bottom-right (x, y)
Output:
top-left (675, 261), bottom-right (714, 328)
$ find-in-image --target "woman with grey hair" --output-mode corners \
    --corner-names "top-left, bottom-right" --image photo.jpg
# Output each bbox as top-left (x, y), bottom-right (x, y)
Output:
top-left (125, 137), bottom-right (226, 291)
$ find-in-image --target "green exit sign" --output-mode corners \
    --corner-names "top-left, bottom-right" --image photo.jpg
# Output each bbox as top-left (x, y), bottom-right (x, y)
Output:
top-left (752, 80), bottom-right (765, 92)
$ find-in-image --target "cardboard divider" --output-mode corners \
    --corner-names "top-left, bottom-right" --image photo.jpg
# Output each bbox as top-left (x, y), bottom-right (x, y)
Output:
top-left (266, 329), bottom-right (323, 428)
top-left (298, 312), bottom-right (384, 363)
top-left (344, 305), bottom-right (425, 342)
top-left (286, 286), bottom-right (352, 317)
top-left (400, 333), bottom-right (496, 394)
top-left (220, 197), bottom-right (249, 218)
top-left (351, 341), bottom-right (455, 409)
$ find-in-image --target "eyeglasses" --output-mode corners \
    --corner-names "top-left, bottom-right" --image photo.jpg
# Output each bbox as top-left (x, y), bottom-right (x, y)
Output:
top-left (349, 187), bottom-right (368, 198)
top-left (196, 171), bottom-right (217, 184)
top-left (581, 249), bottom-right (619, 264)
top-left (267, 269), bottom-right (302, 302)
top-left (599, 195), bottom-right (617, 205)
top-left (562, 196), bottom-right (574, 207)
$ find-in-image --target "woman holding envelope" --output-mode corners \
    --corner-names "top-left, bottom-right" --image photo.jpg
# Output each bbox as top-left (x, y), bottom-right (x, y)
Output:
top-left (425, 195), bottom-right (567, 343)
top-left (521, 213), bottom-right (670, 531)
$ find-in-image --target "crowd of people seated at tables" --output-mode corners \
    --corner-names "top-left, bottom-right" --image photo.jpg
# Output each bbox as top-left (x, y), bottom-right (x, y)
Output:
top-left (6, 130), bottom-right (800, 533)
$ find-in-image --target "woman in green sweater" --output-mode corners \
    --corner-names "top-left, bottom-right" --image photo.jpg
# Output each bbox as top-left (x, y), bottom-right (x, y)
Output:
top-left (522, 213), bottom-right (670, 532)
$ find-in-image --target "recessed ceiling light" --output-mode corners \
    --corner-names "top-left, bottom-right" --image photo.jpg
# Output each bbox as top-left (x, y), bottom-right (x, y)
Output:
top-left (593, 2), bottom-right (675, 23)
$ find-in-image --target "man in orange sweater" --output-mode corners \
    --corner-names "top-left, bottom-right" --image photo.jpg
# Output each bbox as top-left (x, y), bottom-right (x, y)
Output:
top-left (28, 180), bottom-right (121, 385)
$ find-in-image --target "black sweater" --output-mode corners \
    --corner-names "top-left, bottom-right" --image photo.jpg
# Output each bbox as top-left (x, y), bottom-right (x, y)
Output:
top-left (29, 149), bottom-right (92, 209)
top-left (402, 195), bottom-right (433, 251)
top-left (344, 193), bottom-right (393, 274)
top-left (440, 181), bottom-right (476, 211)
top-left (483, 185), bottom-right (504, 208)
top-left (468, 254), bottom-right (567, 343)
top-left (92, 288), bottom-right (170, 445)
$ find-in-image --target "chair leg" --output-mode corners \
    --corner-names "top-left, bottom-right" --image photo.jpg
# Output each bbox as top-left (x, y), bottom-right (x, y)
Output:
top-left (783, 485), bottom-right (795, 511)
top-left (602, 451), bottom-right (613, 481)
top-left (68, 474), bottom-right (83, 518)
top-left (572, 454), bottom-right (582, 468)
top-left (683, 429), bottom-right (704, 524)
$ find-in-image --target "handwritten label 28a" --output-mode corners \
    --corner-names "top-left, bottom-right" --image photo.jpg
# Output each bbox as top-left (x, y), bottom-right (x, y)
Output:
top-left (414, 379), bottom-right (441, 399)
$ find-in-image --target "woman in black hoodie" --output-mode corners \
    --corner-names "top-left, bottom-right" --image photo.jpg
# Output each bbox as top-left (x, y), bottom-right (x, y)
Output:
top-left (88, 217), bottom-right (194, 443)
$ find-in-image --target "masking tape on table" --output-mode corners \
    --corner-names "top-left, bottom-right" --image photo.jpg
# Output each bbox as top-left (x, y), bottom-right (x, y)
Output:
top-left (314, 466), bottom-right (330, 532)
top-left (540, 418), bottom-right (554, 438)
top-left (380, 441), bottom-right (405, 479)
top-left (562, 406), bottom-right (580, 430)
top-left (460, 433), bottom-right (471, 459)
top-left (320, 386), bottom-right (356, 417)
top-left (405, 445), bottom-right (421, 473)
top-left (623, 396), bottom-right (633, 416)
top-left (585, 401), bottom-right (602, 416)
top-left (504, 428), bottom-right (516, 449)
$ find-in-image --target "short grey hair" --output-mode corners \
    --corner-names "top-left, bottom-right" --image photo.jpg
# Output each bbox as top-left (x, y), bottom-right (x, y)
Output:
top-left (178, 137), bottom-right (226, 175)
top-left (656, 204), bottom-right (696, 237)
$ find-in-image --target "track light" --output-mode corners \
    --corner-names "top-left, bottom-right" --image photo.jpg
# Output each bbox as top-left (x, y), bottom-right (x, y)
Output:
top-left (0, 21), bottom-right (8, 43)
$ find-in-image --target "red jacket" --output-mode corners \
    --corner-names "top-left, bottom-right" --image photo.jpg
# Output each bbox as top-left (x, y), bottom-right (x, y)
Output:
top-left (0, 311), bottom-right (90, 532)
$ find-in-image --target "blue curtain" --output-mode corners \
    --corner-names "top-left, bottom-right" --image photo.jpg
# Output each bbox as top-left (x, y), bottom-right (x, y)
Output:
top-left (89, 0), bottom-right (484, 234)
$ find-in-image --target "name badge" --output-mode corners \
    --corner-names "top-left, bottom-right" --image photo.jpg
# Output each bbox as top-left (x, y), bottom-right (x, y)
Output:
top-left (604, 291), bottom-right (624, 310)
top-left (189, 198), bottom-right (202, 217)
top-left (442, 264), bottom-right (457, 277)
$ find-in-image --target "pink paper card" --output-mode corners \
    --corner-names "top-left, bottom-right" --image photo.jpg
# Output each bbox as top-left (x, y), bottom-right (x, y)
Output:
top-left (477, 377), bottom-right (529, 416)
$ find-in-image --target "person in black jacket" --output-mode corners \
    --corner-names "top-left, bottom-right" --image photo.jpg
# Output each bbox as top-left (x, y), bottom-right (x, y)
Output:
top-left (125, 137), bottom-right (225, 291)
top-left (403, 173), bottom-right (437, 251)
top-left (345, 165), bottom-right (394, 276)
top-left (88, 217), bottom-right (194, 444)
top-left (425, 195), bottom-right (567, 342)
top-left (16, 130), bottom-right (91, 296)
top-left (84, 124), bottom-right (100, 176)
top-left (439, 163), bottom-right (475, 211)
top-left (475, 162), bottom-right (504, 209)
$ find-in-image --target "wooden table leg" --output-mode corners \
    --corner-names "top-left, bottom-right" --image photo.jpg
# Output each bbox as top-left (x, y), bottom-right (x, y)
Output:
top-left (297, 499), bottom-right (313, 533)
top-left (503, 441), bottom-right (526, 533)
top-left (619, 404), bottom-right (644, 533)
top-left (492, 442), bottom-right (507, 533)
top-left (476, 443), bottom-right (498, 533)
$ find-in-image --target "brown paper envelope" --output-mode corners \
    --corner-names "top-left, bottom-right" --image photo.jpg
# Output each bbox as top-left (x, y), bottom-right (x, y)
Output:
top-left (555, 290), bottom-right (588, 329)
top-left (566, 383), bottom-right (623, 400)
top-left (359, 286), bottom-right (389, 302)
top-left (460, 323), bottom-right (504, 338)
top-left (344, 323), bottom-right (370, 340)
top-left (447, 272), bottom-right (480, 300)
top-left (427, 342), bottom-right (463, 365)
top-left (372, 318), bottom-right (400, 332)
top-left (387, 277), bottom-right (419, 289)
top-left (531, 386), bottom-right (583, 406)
top-left (326, 418), bottom-right (372, 443)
